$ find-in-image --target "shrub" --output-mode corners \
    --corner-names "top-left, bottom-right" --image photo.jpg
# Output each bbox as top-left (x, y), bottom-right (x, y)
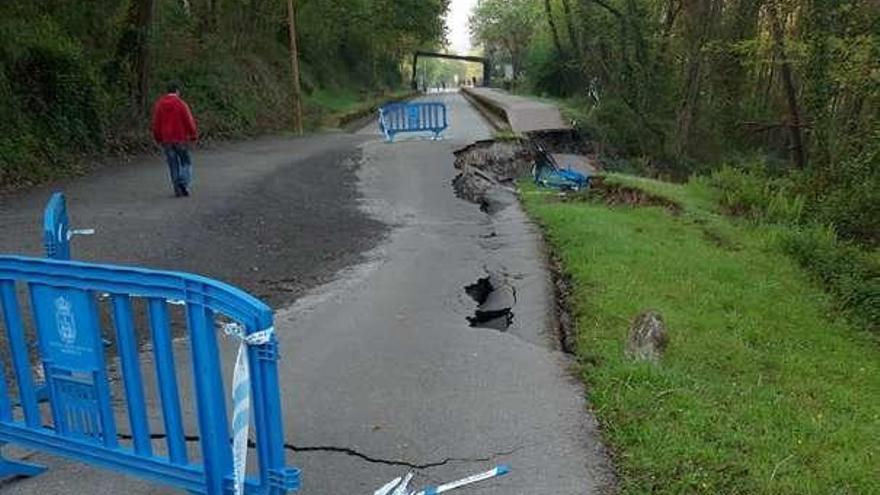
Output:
top-left (780, 225), bottom-right (880, 332)
top-left (707, 163), bottom-right (879, 333)
top-left (709, 165), bottom-right (805, 224)
top-left (807, 139), bottom-right (880, 246)
top-left (0, 17), bottom-right (106, 186)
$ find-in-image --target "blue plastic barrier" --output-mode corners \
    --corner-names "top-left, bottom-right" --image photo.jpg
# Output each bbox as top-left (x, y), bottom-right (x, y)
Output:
top-left (531, 144), bottom-right (590, 191)
top-left (378, 102), bottom-right (448, 142)
top-left (43, 193), bottom-right (71, 261)
top-left (0, 255), bottom-right (300, 494)
top-left (43, 192), bottom-right (95, 261)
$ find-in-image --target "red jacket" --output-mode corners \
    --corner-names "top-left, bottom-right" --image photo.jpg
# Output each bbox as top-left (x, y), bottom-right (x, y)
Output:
top-left (152, 94), bottom-right (198, 144)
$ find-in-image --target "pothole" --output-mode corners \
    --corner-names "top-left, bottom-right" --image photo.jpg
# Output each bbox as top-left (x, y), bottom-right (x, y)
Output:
top-left (451, 139), bottom-right (531, 214)
top-left (465, 274), bottom-right (516, 331)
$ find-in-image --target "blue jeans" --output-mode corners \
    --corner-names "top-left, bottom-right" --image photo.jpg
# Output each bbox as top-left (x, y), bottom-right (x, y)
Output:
top-left (163, 144), bottom-right (193, 193)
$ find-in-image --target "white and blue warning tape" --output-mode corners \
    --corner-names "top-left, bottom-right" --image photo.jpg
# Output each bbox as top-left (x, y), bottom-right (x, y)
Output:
top-left (224, 322), bottom-right (274, 495)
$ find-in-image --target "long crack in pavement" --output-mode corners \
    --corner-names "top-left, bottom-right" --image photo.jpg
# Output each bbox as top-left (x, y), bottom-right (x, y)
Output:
top-left (115, 431), bottom-right (522, 470)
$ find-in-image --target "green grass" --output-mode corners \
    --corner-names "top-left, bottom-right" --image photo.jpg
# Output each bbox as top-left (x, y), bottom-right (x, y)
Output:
top-left (303, 88), bottom-right (414, 129)
top-left (304, 88), bottom-right (365, 113)
top-left (519, 177), bottom-right (880, 494)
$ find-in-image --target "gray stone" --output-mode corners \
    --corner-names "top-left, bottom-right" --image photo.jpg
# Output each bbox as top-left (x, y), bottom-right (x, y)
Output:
top-left (626, 310), bottom-right (668, 362)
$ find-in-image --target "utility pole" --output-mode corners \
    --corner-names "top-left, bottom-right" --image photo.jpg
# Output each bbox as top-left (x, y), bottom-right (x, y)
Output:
top-left (286, 0), bottom-right (304, 134)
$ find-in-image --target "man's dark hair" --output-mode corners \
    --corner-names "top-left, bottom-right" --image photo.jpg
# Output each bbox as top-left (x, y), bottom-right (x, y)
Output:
top-left (166, 81), bottom-right (181, 94)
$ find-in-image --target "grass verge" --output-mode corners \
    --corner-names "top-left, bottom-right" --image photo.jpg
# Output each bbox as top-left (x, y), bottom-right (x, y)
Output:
top-left (519, 175), bottom-right (879, 494)
top-left (303, 88), bottom-right (416, 130)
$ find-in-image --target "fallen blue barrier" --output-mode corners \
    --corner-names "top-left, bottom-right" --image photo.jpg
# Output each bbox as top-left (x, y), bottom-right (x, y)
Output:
top-left (531, 144), bottom-right (590, 191)
top-left (0, 255), bottom-right (300, 494)
top-left (379, 102), bottom-right (448, 142)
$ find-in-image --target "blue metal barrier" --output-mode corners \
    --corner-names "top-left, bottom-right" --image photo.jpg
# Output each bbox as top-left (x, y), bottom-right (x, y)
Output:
top-left (0, 255), bottom-right (300, 494)
top-left (378, 102), bottom-right (448, 142)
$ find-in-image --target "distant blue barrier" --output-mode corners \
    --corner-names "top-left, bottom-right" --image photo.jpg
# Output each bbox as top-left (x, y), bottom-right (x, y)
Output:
top-left (43, 193), bottom-right (71, 261)
top-left (378, 102), bottom-right (448, 142)
top-left (43, 192), bottom-right (95, 261)
top-left (0, 255), bottom-right (300, 494)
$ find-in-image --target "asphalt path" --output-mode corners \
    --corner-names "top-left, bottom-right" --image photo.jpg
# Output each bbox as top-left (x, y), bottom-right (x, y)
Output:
top-left (0, 133), bottom-right (385, 307)
top-left (0, 92), bottom-right (613, 494)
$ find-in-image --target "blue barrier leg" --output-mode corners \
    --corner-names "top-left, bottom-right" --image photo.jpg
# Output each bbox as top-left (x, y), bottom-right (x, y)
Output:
top-left (147, 299), bottom-right (189, 465)
top-left (187, 303), bottom-right (233, 494)
top-left (0, 445), bottom-right (47, 479)
top-left (0, 282), bottom-right (40, 428)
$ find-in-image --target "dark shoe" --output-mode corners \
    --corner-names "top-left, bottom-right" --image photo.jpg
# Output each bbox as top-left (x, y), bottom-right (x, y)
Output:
top-left (180, 185), bottom-right (190, 197)
top-left (174, 186), bottom-right (183, 197)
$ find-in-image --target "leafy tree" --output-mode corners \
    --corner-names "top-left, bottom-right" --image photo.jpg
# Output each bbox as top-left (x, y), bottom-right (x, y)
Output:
top-left (470, 0), bottom-right (540, 84)
top-left (470, 0), bottom-right (879, 244)
top-left (0, 0), bottom-right (450, 186)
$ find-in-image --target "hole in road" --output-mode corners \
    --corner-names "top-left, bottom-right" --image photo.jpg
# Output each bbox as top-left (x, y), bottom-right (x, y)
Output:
top-left (465, 275), bottom-right (514, 331)
top-left (465, 277), bottom-right (493, 305)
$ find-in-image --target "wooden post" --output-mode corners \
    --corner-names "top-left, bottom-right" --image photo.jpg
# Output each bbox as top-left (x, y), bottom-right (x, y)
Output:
top-left (287, 0), bottom-right (304, 134)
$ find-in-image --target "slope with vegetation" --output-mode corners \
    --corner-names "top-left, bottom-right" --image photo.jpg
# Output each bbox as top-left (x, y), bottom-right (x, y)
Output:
top-left (0, 0), bottom-right (448, 187)
top-left (471, 0), bottom-right (877, 236)
top-left (520, 175), bottom-right (879, 494)
top-left (472, 0), bottom-right (878, 491)
top-left (471, 0), bottom-right (877, 329)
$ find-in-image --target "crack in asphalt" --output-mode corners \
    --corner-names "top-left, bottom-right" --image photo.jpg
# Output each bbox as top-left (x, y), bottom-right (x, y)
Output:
top-left (116, 432), bottom-right (521, 470)
top-left (288, 444), bottom-right (521, 469)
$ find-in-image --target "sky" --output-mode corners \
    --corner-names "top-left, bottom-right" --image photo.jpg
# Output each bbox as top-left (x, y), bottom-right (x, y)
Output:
top-left (445, 0), bottom-right (478, 54)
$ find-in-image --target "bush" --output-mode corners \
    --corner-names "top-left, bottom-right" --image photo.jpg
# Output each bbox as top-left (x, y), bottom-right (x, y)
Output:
top-left (524, 35), bottom-right (581, 98)
top-left (807, 140), bottom-right (880, 246)
top-left (708, 163), bottom-right (879, 333)
top-left (780, 225), bottom-right (880, 332)
top-left (709, 165), bottom-right (805, 224)
top-left (0, 17), bottom-right (106, 185)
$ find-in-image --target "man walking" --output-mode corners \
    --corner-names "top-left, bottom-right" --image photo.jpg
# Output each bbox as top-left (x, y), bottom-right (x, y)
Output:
top-left (152, 82), bottom-right (198, 197)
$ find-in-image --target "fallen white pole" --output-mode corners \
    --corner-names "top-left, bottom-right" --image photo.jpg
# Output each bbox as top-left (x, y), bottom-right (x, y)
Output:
top-left (412, 465), bottom-right (510, 495)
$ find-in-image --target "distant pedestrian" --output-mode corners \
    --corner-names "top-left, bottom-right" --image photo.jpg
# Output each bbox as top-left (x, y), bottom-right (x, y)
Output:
top-left (152, 82), bottom-right (198, 197)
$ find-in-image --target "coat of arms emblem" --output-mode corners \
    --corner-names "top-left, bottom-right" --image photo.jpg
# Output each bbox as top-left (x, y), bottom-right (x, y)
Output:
top-left (54, 296), bottom-right (76, 345)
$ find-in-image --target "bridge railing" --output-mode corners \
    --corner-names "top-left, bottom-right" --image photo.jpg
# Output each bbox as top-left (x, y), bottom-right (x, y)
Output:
top-left (0, 254), bottom-right (300, 494)
top-left (378, 102), bottom-right (448, 142)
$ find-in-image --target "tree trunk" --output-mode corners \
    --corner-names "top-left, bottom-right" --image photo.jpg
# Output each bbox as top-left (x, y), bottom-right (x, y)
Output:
top-left (676, 54), bottom-right (703, 155)
top-left (132, 0), bottom-right (156, 114)
top-left (544, 0), bottom-right (565, 55)
top-left (560, 0), bottom-right (580, 54)
top-left (200, 0), bottom-right (216, 34)
top-left (657, 0), bottom-right (682, 60)
top-left (675, 0), bottom-right (710, 155)
top-left (768, 1), bottom-right (807, 169)
top-left (287, 0), bottom-right (304, 134)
